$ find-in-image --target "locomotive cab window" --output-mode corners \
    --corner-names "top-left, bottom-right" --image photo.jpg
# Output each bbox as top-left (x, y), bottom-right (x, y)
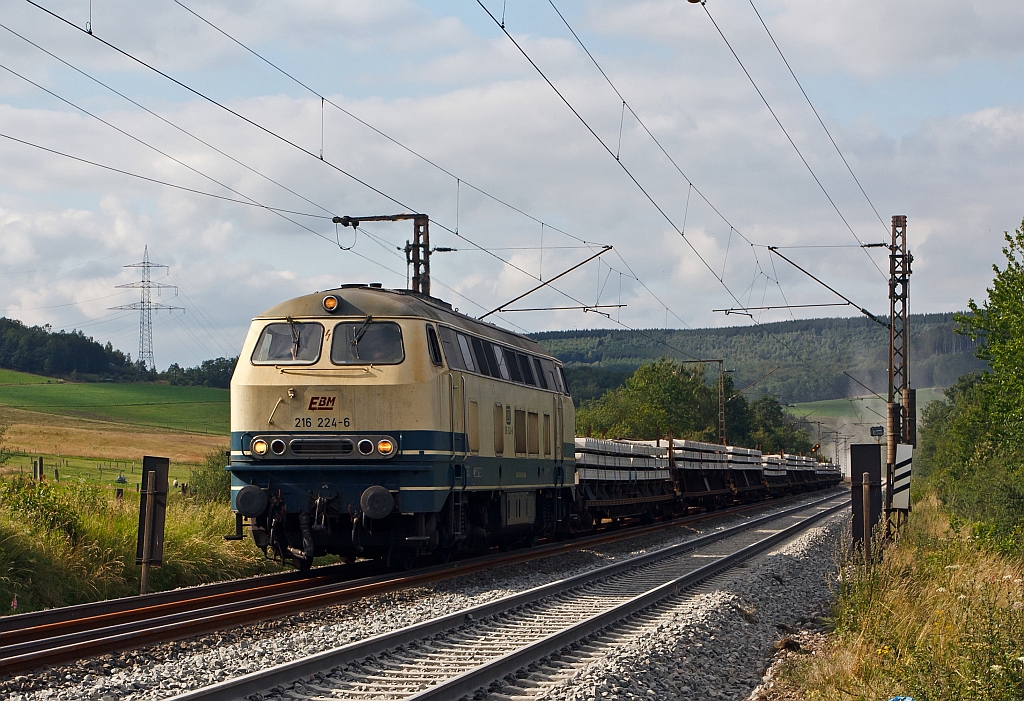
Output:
top-left (426, 325), bottom-right (444, 366)
top-left (251, 322), bottom-right (323, 365)
top-left (331, 320), bottom-right (404, 364)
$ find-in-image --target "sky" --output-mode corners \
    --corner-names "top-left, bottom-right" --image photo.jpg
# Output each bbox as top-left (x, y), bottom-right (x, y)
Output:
top-left (0, 0), bottom-right (1021, 370)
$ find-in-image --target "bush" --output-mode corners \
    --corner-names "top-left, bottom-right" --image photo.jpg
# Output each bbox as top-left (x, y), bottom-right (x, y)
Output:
top-left (188, 450), bottom-right (231, 503)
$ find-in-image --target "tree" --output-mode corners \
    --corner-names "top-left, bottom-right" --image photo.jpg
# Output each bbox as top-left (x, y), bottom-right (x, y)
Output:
top-left (956, 222), bottom-right (1024, 449)
top-left (575, 359), bottom-right (714, 440)
top-left (574, 358), bottom-right (812, 452)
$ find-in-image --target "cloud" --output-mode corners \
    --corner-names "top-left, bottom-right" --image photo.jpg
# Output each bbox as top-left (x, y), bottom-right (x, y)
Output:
top-left (0, 1), bottom-right (1021, 369)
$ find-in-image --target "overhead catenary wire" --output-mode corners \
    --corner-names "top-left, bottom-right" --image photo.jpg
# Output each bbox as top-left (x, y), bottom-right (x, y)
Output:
top-left (169, 0), bottom-right (602, 249)
top-left (545, 0), bottom-right (757, 249)
top-left (745, 0), bottom-right (890, 236)
top-left (22, 0), bottom-right (602, 321)
top-left (162, 0), bottom-right (722, 345)
top-left (481, 3), bottom-right (887, 419)
top-left (0, 21), bottom-right (341, 224)
top-left (698, 2), bottom-right (887, 280)
top-left (22, 1), bottom-right (884, 420)
top-left (768, 247), bottom-right (888, 328)
top-left (0, 132), bottom-right (329, 220)
top-left (0, 60), bottom-right (339, 249)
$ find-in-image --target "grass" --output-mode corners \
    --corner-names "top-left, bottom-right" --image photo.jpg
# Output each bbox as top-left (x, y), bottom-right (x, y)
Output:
top-left (0, 476), bottom-right (280, 613)
top-left (0, 368), bottom-right (51, 385)
top-left (3, 452), bottom-right (195, 490)
top-left (778, 496), bottom-right (1024, 700)
top-left (0, 382), bottom-right (228, 434)
top-left (787, 387), bottom-right (944, 428)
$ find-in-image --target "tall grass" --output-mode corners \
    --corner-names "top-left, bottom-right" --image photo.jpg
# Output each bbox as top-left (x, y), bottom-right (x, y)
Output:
top-left (785, 496), bottom-right (1024, 700)
top-left (0, 476), bottom-right (279, 614)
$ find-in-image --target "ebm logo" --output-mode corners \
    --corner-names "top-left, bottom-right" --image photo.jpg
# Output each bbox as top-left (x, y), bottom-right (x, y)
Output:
top-left (307, 396), bottom-right (336, 411)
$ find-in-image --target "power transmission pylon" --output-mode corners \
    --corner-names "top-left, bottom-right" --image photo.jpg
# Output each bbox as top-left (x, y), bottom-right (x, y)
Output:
top-left (110, 246), bottom-right (182, 371)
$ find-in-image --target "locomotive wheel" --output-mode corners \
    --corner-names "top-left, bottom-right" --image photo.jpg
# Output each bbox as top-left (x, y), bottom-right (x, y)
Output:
top-left (293, 555), bottom-right (314, 572)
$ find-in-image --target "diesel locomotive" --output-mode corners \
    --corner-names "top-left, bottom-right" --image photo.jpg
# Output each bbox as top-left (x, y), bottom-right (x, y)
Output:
top-left (226, 284), bottom-right (841, 569)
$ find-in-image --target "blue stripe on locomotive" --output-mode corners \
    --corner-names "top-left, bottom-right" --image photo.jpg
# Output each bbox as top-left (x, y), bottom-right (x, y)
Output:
top-left (229, 430), bottom-right (575, 515)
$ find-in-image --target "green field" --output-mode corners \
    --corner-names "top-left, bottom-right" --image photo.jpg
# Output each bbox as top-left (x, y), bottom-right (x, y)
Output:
top-left (5, 452), bottom-right (195, 490)
top-left (0, 382), bottom-right (229, 434)
top-left (787, 387), bottom-right (946, 424)
top-left (0, 368), bottom-right (52, 385)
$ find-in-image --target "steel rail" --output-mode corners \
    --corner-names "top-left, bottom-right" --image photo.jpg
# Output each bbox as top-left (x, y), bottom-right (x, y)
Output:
top-left (409, 498), bottom-right (848, 701)
top-left (0, 489), bottom-right (842, 675)
top-left (0, 492), bottom-right (804, 635)
top-left (166, 493), bottom-right (846, 701)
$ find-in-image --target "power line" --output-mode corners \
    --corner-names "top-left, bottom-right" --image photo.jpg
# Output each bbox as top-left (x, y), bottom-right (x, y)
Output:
top-left (0, 21), bottom-right (339, 225)
top-left (698, 2), bottom-right (888, 280)
top-left (0, 132), bottom-right (328, 219)
top-left (169, 0), bottom-right (601, 249)
top-left (5, 14), bottom-right (535, 336)
top-left (0, 247), bottom-right (142, 276)
top-left (745, 0), bottom-right (890, 236)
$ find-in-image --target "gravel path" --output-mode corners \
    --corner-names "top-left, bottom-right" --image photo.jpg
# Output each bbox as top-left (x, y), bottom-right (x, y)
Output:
top-left (486, 512), bottom-right (847, 701)
top-left (1, 492), bottom-right (843, 701)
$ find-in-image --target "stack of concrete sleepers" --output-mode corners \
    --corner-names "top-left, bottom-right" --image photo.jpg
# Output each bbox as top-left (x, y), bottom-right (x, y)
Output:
top-left (573, 437), bottom-right (669, 483)
top-left (666, 439), bottom-right (732, 501)
top-left (726, 445), bottom-right (766, 496)
top-left (573, 438), bottom-right (675, 518)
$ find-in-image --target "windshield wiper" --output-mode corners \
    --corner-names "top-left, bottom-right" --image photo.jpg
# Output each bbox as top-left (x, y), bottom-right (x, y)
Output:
top-left (351, 315), bottom-right (372, 358)
top-left (286, 316), bottom-right (301, 360)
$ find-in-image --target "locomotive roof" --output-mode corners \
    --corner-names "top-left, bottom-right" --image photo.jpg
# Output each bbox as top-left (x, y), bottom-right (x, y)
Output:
top-left (256, 285), bottom-right (550, 356)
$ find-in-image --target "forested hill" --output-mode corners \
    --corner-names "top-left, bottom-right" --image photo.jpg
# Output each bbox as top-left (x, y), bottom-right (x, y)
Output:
top-left (531, 313), bottom-right (987, 405)
top-left (0, 317), bottom-right (234, 387)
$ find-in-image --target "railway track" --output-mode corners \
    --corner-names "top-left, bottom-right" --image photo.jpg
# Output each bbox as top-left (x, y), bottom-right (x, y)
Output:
top-left (169, 492), bottom-right (848, 701)
top-left (0, 490), bottom-right (843, 676)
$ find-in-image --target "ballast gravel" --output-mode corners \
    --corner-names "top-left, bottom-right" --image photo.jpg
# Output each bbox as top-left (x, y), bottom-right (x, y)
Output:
top-left (520, 514), bottom-right (847, 701)
top-left (0, 492), bottom-right (844, 701)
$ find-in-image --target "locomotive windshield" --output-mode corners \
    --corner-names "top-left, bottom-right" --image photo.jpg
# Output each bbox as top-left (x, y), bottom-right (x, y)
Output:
top-left (251, 321), bottom-right (323, 364)
top-left (331, 321), bottom-right (404, 364)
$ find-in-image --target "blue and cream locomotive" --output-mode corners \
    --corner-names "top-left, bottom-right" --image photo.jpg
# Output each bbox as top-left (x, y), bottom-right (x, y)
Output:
top-left (228, 284), bottom-right (576, 569)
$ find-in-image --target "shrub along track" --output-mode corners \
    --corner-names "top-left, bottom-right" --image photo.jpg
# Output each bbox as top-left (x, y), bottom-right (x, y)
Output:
top-left (0, 490), bottom-right (844, 676)
top-left (170, 493), bottom-right (848, 701)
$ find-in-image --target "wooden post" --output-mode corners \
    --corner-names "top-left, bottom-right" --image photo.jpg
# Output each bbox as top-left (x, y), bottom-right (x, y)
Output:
top-left (140, 470), bottom-right (157, 595)
top-left (862, 471), bottom-right (871, 565)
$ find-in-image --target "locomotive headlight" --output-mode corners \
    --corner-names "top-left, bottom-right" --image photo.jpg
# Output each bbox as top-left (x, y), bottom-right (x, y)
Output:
top-left (322, 295), bottom-right (340, 312)
top-left (376, 438), bottom-right (395, 456)
top-left (251, 438), bottom-right (269, 456)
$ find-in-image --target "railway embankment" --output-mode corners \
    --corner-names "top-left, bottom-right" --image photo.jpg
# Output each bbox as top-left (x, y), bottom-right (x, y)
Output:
top-left (1, 495), bottom-right (844, 701)
top-left (747, 497), bottom-right (1024, 701)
